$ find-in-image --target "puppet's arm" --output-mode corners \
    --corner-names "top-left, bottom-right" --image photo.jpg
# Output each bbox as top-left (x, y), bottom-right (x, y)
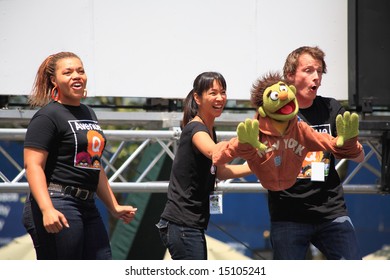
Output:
top-left (237, 118), bottom-right (267, 151)
top-left (212, 118), bottom-right (265, 166)
top-left (301, 111), bottom-right (363, 160)
top-left (336, 111), bottom-right (359, 147)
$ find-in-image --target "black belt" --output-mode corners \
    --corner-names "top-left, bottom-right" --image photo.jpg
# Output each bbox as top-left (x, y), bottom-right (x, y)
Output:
top-left (48, 182), bottom-right (95, 200)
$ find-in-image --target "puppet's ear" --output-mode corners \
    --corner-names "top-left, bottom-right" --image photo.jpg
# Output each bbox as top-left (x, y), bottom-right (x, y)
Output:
top-left (289, 85), bottom-right (296, 94)
top-left (259, 106), bottom-right (267, 118)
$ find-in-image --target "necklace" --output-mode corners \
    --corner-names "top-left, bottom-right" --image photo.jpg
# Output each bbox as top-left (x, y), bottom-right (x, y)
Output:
top-left (196, 114), bottom-right (214, 140)
top-left (196, 114), bottom-right (217, 175)
top-left (196, 114), bottom-right (206, 124)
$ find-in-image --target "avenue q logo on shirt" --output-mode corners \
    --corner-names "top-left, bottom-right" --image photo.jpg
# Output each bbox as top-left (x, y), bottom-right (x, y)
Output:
top-left (69, 120), bottom-right (106, 170)
top-left (298, 123), bottom-right (332, 179)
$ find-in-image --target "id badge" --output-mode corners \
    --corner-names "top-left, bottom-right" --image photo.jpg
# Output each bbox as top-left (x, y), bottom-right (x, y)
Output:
top-left (210, 191), bottom-right (223, 214)
top-left (311, 161), bottom-right (325, 181)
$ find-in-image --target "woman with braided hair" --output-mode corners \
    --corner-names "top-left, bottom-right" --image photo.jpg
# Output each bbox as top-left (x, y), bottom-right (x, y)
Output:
top-left (22, 51), bottom-right (137, 259)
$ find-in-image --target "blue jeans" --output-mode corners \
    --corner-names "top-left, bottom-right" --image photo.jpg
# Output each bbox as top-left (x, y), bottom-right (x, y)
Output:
top-left (270, 216), bottom-right (362, 260)
top-left (156, 218), bottom-right (207, 260)
top-left (22, 192), bottom-right (111, 260)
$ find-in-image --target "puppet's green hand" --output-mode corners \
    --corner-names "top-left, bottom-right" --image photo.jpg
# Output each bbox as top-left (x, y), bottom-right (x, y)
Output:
top-left (237, 118), bottom-right (267, 151)
top-left (336, 111), bottom-right (359, 147)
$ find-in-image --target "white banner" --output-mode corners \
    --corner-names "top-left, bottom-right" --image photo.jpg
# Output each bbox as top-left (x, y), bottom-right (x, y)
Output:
top-left (0, 0), bottom-right (348, 101)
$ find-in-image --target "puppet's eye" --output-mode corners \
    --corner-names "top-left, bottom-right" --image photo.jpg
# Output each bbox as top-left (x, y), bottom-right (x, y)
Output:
top-left (270, 91), bottom-right (279, 101)
top-left (279, 85), bottom-right (288, 92)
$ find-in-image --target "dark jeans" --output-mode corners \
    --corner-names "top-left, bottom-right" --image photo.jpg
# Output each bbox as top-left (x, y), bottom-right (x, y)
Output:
top-left (270, 216), bottom-right (362, 260)
top-left (156, 218), bottom-right (207, 260)
top-left (22, 192), bottom-right (111, 260)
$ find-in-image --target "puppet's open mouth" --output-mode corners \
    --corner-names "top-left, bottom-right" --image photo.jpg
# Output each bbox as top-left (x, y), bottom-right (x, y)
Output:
top-left (276, 100), bottom-right (296, 115)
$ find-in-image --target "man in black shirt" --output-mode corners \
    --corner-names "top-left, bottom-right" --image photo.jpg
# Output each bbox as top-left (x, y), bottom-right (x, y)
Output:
top-left (267, 46), bottom-right (364, 260)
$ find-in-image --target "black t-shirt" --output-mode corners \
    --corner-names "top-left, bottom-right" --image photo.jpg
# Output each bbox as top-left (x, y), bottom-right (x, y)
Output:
top-left (268, 96), bottom-right (349, 223)
top-left (161, 121), bottom-right (216, 229)
top-left (24, 102), bottom-right (106, 191)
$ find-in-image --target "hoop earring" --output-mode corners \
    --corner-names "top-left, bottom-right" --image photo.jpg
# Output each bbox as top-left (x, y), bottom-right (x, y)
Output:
top-left (83, 89), bottom-right (88, 98)
top-left (51, 86), bottom-right (60, 101)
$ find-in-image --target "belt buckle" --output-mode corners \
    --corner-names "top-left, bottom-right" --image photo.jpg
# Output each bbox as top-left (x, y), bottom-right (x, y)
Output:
top-left (63, 185), bottom-right (72, 195)
top-left (75, 188), bottom-right (90, 200)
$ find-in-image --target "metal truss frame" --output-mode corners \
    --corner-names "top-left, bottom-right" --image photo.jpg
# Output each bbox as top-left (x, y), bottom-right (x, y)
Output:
top-left (0, 110), bottom-right (385, 194)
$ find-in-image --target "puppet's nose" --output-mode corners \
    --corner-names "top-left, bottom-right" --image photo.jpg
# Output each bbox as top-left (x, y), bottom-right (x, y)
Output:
top-left (278, 91), bottom-right (288, 101)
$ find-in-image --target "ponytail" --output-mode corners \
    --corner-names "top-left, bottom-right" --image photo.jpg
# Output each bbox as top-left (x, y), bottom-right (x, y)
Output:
top-left (182, 89), bottom-right (198, 127)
